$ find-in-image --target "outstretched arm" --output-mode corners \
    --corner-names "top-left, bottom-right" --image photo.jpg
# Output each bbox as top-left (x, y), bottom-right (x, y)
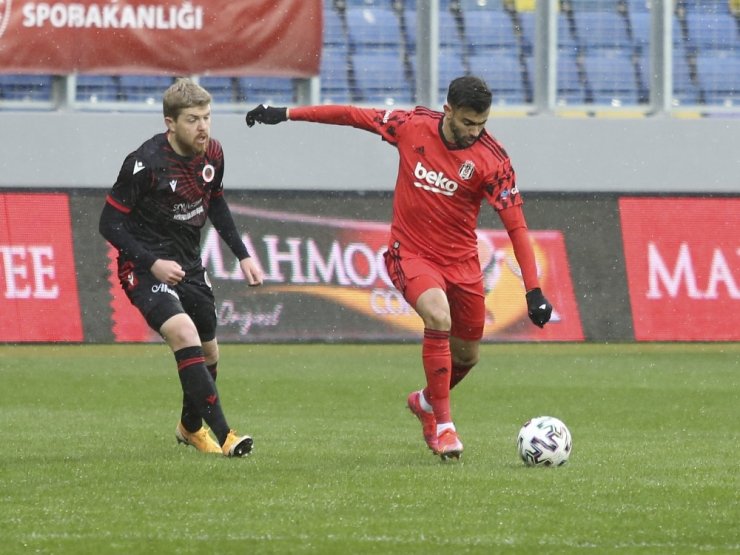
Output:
top-left (246, 103), bottom-right (405, 139)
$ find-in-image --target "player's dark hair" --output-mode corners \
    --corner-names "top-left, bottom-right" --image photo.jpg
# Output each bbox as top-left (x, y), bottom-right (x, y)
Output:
top-left (447, 76), bottom-right (492, 113)
top-left (163, 78), bottom-right (212, 120)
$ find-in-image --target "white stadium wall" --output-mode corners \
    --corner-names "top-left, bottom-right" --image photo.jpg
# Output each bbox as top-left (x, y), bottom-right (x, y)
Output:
top-left (0, 111), bottom-right (739, 192)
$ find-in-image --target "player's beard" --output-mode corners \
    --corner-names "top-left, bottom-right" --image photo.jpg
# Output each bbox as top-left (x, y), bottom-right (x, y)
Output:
top-left (449, 121), bottom-right (479, 148)
top-left (191, 133), bottom-right (209, 156)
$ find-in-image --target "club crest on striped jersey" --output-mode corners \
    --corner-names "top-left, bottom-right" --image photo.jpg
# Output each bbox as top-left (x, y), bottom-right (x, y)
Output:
top-left (459, 160), bottom-right (475, 180)
top-left (202, 164), bottom-right (215, 183)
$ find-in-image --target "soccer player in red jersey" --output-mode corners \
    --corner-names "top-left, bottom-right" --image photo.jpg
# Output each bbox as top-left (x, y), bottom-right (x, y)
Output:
top-left (246, 76), bottom-right (552, 460)
top-left (100, 78), bottom-right (263, 457)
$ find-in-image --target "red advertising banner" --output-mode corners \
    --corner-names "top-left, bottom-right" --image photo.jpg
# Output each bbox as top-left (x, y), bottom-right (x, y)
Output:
top-left (0, 0), bottom-right (321, 76)
top-left (0, 193), bottom-right (83, 341)
top-left (106, 204), bottom-right (584, 343)
top-left (619, 197), bottom-right (740, 341)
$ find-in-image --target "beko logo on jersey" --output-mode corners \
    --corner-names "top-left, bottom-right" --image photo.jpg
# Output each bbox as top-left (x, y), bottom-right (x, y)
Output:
top-left (413, 162), bottom-right (458, 196)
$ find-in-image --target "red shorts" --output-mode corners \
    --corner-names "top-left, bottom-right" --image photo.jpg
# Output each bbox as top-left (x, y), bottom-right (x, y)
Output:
top-left (384, 243), bottom-right (486, 341)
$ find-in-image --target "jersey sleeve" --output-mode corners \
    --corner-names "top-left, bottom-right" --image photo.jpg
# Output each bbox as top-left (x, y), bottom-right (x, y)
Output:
top-left (288, 105), bottom-right (411, 145)
top-left (106, 152), bottom-right (152, 213)
top-left (483, 157), bottom-right (522, 212)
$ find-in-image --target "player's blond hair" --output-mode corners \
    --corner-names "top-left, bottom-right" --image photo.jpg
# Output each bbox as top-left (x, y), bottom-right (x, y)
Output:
top-left (163, 78), bottom-right (212, 120)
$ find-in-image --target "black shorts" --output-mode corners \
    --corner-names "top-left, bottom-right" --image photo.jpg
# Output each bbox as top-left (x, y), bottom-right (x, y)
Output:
top-left (118, 261), bottom-right (217, 342)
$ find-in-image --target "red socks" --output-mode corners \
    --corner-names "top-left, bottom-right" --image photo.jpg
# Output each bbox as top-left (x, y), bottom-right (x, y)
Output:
top-left (421, 328), bottom-right (452, 424)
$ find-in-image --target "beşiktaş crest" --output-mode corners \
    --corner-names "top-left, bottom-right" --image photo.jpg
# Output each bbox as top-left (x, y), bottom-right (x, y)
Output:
top-left (458, 160), bottom-right (475, 180)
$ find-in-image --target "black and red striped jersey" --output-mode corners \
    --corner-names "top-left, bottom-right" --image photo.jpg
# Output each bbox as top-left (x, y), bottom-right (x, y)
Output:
top-left (106, 133), bottom-right (225, 270)
top-left (290, 105), bottom-right (522, 265)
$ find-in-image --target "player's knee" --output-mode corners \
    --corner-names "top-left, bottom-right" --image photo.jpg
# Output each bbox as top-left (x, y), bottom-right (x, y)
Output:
top-left (202, 340), bottom-right (219, 365)
top-left (160, 315), bottom-right (201, 349)
top-left (423, 309), bottom-right (451, 331)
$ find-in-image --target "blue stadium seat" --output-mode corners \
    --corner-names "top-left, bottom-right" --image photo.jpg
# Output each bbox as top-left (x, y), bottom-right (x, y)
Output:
top-left (320, 47), bottom-right (352, 103)
top-left (671, 52), bottom-right (701, 104)
top-left (695, 53), bottom-right (740, 104)
top-left (119, 75), bottom-right (174, 103)
top-left (458, 0), bottom-right (504, 11)
top-left (323, 6), bottom-right (348, 48)
top-left (678, 0), bottom-right (732, 13)
top-left (583, 51), bottom-right (639, 103)
top-left (350, 51), bottom-right (411, 103)
top-left (346, 7), bottom-right (403, 51)
top-left (685, 12), bottom-right (739, 52)
top-left (625, 0), bottom-right (650, 13)
top-left (238, 77), bottom-right (294, 104)
top-left (344, 0), bottom-right (396, 8)
top-left (409, 49), bottom-right (466, 103)
top-left (462, 9), bottom-right (518, 51)
top-left (199, 77), bottom-right (236, 103)
top-left (403, 9), bottom-right (463, 51)
top-left (75, 75), bottom-right (119, 102)
top-left (556, 54), bottom-right (586, 104)
top-left (574, 11), bottom-right (632, 51)
top-left (518, 12), bottom-right (580, 55)
top-left (468, 52), bottom-right (526, 104)
top-left (567, 0), bottom-right (614, 11)
top-left (0, 74), bottom-right (53, 102)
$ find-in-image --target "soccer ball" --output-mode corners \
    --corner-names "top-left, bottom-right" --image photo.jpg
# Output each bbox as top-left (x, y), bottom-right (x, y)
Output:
top-left (517, 416), bottom-right (572, 467)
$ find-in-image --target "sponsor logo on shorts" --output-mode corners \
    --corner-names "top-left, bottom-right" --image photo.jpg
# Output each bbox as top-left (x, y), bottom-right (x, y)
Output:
top-left (151, 283), bottom-right (179, 299)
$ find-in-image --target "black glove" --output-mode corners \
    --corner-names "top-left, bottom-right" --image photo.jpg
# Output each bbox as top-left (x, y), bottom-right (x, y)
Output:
top-left (245, 104), bottom-right (288, 127)
top-left (525, 288), bottom-right (553, 328)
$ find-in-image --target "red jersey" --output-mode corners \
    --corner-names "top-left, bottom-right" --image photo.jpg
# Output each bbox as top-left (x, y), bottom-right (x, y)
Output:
top-left (290, 105), bottom-right (522, 265)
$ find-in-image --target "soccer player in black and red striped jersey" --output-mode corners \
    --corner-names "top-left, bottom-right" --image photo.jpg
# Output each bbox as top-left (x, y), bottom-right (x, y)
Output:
top-left (100, 78), bottom-right (263, 457)
top-left (246, 76), bottom-right (552, 460)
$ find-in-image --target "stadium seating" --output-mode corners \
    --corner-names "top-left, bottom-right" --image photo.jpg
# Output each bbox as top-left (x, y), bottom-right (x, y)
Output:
top-left (238, 77), bottom-right (295, 104)
top-left (468, 52), bottom-right (526, 104)
top-left (346, 6), bottom-right (403, 51)
top-left (0, 74), bottom-right (53, 101)
top-left (323, 6), bottom-right (348, 49)
top-left (573, 11), bottom-right (632, 51)
top-left (403, 9), bottom-right (463, 51)
top-left (462, 9), bottom-right (518, 51)
top-left (320, 47), bottom-right (352, 103)
top-left (695, 52), bottom-right (740, 104)
top-left (556, 54), bottom-right (587, 104)
top-left (119, 75), bottom-right (174, 103)
top-left (350, 51), bottom-right (411, 103)
top-left (671, 51), bottom-right (702, 104)
top-left (75, 75), bottom-right (120, 103)
top-left (685, 11), bottom-right (739, 52)
top-left (198, 77), bottom-right (237, 104)
top-left (583, 51), bottom-right (640, 104)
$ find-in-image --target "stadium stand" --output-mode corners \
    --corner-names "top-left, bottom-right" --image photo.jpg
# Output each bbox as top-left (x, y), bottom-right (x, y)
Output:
top-left (695, 52), bottom-right (740, 103)
top-left (346, 6), bottom-right (403, 51)
top-left (75, 75), bottom-right (120, 103)
top-left (119, 75), bottom-right (174, 103)
top-left (320, 47), bottom-right (352, 103)
top-left (583, 51), bottom-right (640, 104)
top-left (0, 74), bottom-right (53, 102)
top-left (238, 77), bottom-right (295, 104)
top-left (351, 50), bottom-right (411, 103)
top-left (1, 1), bottom-right (739, 110)
top-left (469, 52), bottom-right (526, 104)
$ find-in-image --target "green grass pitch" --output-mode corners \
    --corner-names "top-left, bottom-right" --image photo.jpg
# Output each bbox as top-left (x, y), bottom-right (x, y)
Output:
top-left (1, 343), bottom-right (738, 554)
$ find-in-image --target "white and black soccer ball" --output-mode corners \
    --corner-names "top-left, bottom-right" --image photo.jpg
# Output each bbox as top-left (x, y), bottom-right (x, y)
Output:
top-left (517, 416), bottom-right (572, 467)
